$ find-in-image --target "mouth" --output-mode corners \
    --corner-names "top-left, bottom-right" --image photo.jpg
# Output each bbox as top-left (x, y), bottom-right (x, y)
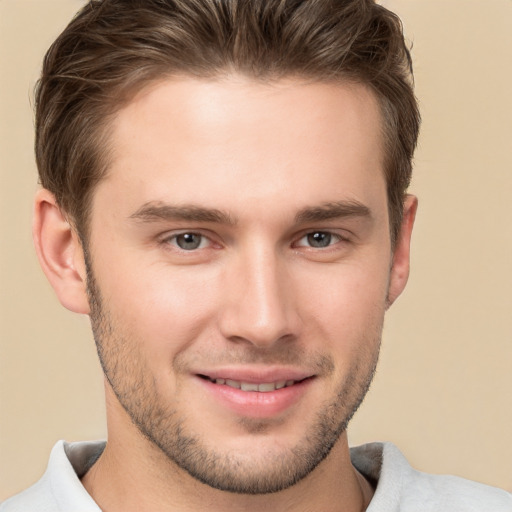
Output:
top-left (195, 371), bottom-right (315, 418)
top-left (198, 374), bottom-right (308, 393)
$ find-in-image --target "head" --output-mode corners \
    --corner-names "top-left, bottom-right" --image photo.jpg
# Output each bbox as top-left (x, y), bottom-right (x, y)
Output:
top-left (33, 0), bottom-right (419, 497)
top-left (35, 0), bottom-right (419, 247)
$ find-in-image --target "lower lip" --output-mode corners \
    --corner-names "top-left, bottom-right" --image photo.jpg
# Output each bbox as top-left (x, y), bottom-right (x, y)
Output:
top-left (197, 377), bottom-right (313, 418)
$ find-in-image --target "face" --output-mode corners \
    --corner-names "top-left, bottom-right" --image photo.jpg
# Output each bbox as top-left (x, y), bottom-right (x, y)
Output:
top-left (84, 76), bottom-right (409, 494)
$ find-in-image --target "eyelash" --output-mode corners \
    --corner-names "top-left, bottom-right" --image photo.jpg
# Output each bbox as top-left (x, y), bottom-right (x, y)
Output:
top-left (160, 230), bottom-right (349, 252)
top-left (294, 231), bottom-right (346, 249)
top-left (161, 231), bottom-right (214, 251)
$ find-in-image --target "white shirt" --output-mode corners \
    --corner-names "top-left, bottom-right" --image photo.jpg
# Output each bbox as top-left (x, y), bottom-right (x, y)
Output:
top-left (2, 440), bottom-right (511, 511)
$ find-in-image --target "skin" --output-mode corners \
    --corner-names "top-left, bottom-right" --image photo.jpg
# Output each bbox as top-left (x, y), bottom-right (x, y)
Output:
top-left (33, 76), bottom-right (416, 512)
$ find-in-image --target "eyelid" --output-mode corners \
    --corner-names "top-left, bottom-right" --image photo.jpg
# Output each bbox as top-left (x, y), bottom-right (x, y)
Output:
top-left (293, 229), bottom-right (350, 248)
top-left (156, 228), bottom-right (352, 253)
top-left (159, 229), bottom-right (220, 250)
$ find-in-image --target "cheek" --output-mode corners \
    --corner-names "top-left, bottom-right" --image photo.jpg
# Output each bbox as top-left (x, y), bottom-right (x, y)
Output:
top-left (300, 257), bottom-right (390, 313)
top-left (95, 257), bottom-right (223, 357)
top-left (296, 260), bottom-right (389, 348)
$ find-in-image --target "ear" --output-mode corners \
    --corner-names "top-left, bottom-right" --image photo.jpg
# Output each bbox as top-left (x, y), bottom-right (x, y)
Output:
top-left (33, 189), bottom-right (90, 314)
top-left (386, 194), bottom-right (418, 308)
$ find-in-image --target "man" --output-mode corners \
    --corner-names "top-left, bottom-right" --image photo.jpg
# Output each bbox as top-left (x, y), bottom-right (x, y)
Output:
top-left (1, 0), bottom-right (510, 510)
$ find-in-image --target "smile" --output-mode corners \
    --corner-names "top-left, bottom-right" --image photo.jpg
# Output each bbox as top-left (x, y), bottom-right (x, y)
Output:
top-left (197, 372), bottom-right (315, 417)
top-left (202, 375), bottom-right (298, 392)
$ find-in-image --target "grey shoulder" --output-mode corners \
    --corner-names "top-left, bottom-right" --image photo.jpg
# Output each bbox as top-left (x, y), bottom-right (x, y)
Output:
top-left (400, 460), bottom-right (512, 511)
top-left (0, 440), bottom-right (104, 512)
top-left (0, 476), bottom-right (57, 512)
top-left (406, 472), bottom-right (512, 511)
top-left (357, 442), bottom-right (512, 512)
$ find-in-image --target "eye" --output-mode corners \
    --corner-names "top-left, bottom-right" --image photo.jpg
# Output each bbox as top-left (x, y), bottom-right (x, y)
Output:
top-left (167, 232), bottom-right (209, 251)
top-left (296, 231), bottom-right (341, 248)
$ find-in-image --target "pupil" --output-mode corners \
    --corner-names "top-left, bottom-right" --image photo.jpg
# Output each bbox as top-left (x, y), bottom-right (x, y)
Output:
top-left (177, 233), bottom-right (201, 250)
top-left (308, 232), bottom-right (331, 248)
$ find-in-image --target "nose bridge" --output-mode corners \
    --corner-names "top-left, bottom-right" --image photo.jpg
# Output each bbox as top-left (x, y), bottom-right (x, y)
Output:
top-left (219, 241), bottom-right (297, 347)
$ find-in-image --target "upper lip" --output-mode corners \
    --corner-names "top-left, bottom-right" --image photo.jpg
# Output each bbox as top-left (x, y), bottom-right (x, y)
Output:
top-left (194, 366), bottom-right (315, 384)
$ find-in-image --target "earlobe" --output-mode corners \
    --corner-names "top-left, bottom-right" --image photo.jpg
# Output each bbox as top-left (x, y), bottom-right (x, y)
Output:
top-left (33, 189), bottom-right (90, 314)
top-left (386, 195), bottom-right (418, 308)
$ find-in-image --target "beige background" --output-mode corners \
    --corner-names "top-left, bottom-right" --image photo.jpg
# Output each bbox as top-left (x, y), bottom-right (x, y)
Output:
top-left (1, 0), bottom-right (511, 501)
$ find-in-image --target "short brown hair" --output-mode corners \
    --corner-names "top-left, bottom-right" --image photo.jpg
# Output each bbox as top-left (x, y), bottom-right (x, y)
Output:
top-left (35, 0), bottom-right (420, 244)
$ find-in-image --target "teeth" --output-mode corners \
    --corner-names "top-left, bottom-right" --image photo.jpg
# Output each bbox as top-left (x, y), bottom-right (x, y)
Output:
top-left (241, 382), bottom-right (259, 391)
top-left (225, 379), bottom-right (241, 389)
top-left (258, 382), bottom-right (277, 392)
top-left (211, 377), bottom-right (297, 392)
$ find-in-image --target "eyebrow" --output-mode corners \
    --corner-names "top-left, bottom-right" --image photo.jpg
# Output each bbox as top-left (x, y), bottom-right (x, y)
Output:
top-left (129, 199), bottom-right (371, 226)
top-left (129, 202), bottom-right (237, 225)
top-left (295, 200), bottom-right (372, 224)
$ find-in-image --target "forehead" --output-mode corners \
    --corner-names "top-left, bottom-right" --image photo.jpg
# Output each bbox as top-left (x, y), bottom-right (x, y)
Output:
top-left (95, 75), bottom-right (386, 221)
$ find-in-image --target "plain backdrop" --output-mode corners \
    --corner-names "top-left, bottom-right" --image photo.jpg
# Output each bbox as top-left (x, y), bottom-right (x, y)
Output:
top-left (1, 0), bottom-right (511, 500)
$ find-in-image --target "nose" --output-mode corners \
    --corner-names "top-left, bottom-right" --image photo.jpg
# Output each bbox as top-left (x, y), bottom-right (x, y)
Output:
top-left (218, 245), bottom-right (300, 348)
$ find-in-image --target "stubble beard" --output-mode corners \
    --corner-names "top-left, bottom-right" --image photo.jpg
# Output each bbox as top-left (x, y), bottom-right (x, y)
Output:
top-left (85, 258), bottom-right (381, 495)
